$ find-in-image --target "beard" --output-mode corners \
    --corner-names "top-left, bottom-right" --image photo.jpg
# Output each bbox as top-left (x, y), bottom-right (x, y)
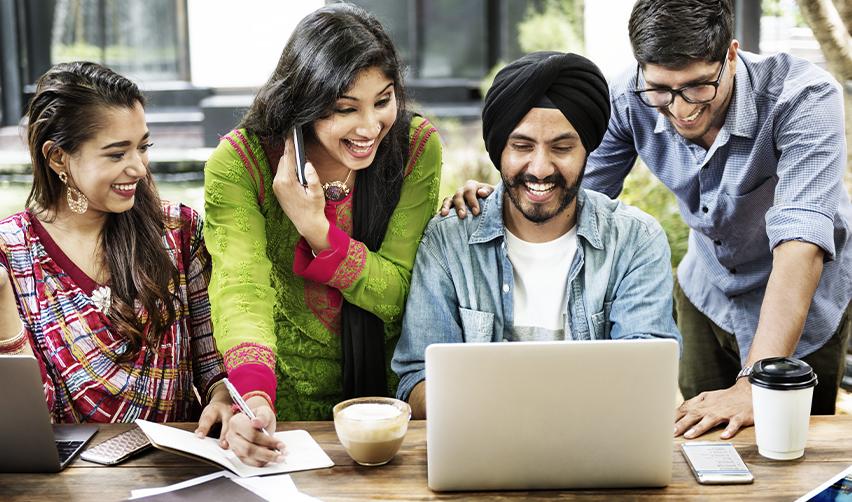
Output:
top-left (502, 168), bottom-right (583, 224)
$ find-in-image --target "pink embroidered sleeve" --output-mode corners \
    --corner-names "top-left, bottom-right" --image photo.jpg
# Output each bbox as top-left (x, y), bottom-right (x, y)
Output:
top-left (293, 116), bottom-right (442, 326)
top-left (224, 342), bottom-right (277, 405)
top-left (204, 131), bottom-right (279, 406)
top-left (292, 223), bottom-right (367, 288)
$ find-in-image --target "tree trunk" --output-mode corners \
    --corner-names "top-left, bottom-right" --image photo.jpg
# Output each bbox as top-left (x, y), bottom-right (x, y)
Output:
top-left (797, 0), bottom-right (852, 177)
top-left (797, 0), bottom-right (852, 78)
top-left (832, 0), bottom-right (852, 36)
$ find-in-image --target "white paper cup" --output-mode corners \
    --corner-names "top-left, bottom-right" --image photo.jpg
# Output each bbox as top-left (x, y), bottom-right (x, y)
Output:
top-left (749, 357), bottom-right (817, 460)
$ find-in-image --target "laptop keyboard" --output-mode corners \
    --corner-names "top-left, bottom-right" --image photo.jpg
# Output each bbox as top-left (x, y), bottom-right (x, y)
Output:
top-left (56, 440), bottom-right (85, 464)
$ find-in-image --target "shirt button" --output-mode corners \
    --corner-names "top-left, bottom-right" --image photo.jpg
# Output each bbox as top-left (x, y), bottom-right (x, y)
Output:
top-left (701, 206), bottom-right (709, 213)
top-left (714, 240), bottom-right (721, 245)
top-left (502, 284), bottom-right (510, 293)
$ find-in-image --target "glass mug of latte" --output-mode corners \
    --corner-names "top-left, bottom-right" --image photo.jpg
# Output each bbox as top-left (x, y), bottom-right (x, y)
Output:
top-left (333, 397), bottom-right (411, 466)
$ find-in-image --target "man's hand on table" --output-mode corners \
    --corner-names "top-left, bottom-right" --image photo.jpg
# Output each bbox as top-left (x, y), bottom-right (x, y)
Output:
top-left (675, 378), bottom-right (754, 440)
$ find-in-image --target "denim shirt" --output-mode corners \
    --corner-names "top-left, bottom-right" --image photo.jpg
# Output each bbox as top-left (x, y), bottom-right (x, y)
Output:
top-left (392, 184), bottom-right (682, 401)
top-left (584, 50), bottom-right (852, 362)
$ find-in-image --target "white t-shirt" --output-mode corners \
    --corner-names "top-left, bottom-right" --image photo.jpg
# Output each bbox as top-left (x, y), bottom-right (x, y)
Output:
top-left (504, 227), bottom-right (577, 342)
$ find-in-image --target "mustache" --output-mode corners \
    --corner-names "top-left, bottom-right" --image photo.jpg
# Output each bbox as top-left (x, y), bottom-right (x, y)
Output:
top-left (504, 173), bottom-right (567, 189)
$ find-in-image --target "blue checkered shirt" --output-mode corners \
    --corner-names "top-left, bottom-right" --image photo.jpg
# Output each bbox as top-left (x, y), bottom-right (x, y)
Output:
top-left (585, 50), bottom-right (852, 362)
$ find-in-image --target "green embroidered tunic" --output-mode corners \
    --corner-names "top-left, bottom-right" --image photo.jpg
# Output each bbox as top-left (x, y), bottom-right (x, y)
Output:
top-left (203, 116), bottom-right (441, 420)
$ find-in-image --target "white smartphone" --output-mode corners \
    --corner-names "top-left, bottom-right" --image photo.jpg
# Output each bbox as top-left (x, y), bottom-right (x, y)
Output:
top-left (80, 426), bottom-right (151, 465)
top-left (681, 442), bottom-right (754, 484)
top-left (293, 124), bottom-right (308, 186)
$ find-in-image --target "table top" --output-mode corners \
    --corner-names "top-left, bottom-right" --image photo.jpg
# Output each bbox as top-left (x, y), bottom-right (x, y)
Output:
top-left (1, 416), bottom-right (850, 501)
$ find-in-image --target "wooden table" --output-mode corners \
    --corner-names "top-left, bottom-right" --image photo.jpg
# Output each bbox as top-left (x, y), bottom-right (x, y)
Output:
top-left (1, 416), bottom-right (850, 501)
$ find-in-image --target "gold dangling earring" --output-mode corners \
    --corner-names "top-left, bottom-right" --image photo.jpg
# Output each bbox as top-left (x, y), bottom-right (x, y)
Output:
top-left (58, 171), bottom-right (88, 214)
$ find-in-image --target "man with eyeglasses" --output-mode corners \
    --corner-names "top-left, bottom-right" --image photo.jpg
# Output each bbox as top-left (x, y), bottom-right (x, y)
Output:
top-left (441, 0), bottom-right (851, 440)
top-left (589, 0), bottom-right (851, 440)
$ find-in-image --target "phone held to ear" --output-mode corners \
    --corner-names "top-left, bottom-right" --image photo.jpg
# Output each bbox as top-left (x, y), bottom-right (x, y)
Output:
top-left (681, 442), bottom-right (754, 485)
top-left (293, 125), bottom-right (308, 186)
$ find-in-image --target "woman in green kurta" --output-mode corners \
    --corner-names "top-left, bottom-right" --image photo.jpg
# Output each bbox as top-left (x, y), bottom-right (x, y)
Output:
top-left (202, 4), bottom-right (441, 465)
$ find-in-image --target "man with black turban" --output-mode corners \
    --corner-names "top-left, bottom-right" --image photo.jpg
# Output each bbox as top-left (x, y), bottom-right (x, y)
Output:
top-left (391, 51), bottom-right (681, 420)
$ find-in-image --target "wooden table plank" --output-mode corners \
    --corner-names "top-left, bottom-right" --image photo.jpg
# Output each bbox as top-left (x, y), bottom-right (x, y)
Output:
top-left (1, 416), bottom-right (849, 501)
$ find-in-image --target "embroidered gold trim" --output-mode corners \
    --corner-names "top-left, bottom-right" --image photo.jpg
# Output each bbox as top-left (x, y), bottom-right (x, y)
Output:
top-left (223, 342), bottom-right (276, 372)
top-left (328, 240), bottom-right (367, 291)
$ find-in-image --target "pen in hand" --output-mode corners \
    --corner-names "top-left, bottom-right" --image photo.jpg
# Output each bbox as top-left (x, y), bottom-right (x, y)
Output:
top-left (222, 378), bottom-right (283, 456)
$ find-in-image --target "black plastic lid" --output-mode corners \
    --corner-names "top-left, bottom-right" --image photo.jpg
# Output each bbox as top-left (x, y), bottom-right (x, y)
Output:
top-left (748, 357), bottom-right (818, 390)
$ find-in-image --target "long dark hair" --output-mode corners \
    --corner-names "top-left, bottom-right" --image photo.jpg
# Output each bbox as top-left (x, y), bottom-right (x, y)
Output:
top-left (25, 61), bottom-right (179, 361)
top-left (240, 3), bottom-right (411, 397)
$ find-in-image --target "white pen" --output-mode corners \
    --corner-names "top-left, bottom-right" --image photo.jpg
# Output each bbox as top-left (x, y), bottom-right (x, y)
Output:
top-left (222, 378), bottom-right (277, 445)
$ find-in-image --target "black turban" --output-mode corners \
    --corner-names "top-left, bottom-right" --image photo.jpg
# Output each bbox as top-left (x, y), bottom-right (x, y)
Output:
top-left (482, 51), bottom-right (611, 170)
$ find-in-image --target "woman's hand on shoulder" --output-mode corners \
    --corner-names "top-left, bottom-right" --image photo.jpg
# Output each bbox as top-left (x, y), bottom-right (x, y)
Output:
top-left (224, 395), bottom-right (285, 467)
top-left (438, 180), bottom-right (494, 218)
top-left (272, 136), bottom-right (330, 252)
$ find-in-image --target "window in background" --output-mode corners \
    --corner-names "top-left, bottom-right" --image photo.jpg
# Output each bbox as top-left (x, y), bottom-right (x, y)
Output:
top-left (348, 1), bottom-right (579, 84)
top-left (51, 0), bottom-right (189, 81)
top-left (352, 0), bottom-right (412, 68)
top-left (419, 0), bottom-right (486, 80)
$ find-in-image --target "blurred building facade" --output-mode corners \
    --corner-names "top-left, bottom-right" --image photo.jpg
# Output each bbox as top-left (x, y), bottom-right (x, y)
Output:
top-left (0, 0), bottom-right (765, 148)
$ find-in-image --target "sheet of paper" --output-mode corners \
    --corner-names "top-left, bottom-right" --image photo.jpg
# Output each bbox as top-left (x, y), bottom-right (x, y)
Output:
top-left (129, 472), bottom-right (228, 499)
top-left (130, 471), bottom-right (322, 502)
top-left (232, 474), bottom-right (324, 502)
top-left (129, 475), bottom-right (267, 501)
top-left (135, 420), bottom-right (334, 478)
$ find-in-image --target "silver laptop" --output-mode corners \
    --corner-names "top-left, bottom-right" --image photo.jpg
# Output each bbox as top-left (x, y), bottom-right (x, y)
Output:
top-left (0, 355), bottom-right (97, 472)
top-left (425, 339), bottom-right (679, 491)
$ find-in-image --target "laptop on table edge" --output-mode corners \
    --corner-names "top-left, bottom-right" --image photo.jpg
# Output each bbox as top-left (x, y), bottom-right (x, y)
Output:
top-left (0, 355), bottom-right (97, 472)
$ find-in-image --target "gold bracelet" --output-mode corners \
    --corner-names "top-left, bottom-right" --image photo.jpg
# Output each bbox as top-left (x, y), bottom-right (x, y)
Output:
top-left (0, 322), bottom-right (27, 354)
top-left (242, 390), bottom-right (275, 412)
top-left (205, 378), bottom-right (227, 404)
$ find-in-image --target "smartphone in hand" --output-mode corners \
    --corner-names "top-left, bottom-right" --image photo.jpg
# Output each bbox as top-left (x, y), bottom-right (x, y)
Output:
top-left (293, 125), bottom-right (308, 186)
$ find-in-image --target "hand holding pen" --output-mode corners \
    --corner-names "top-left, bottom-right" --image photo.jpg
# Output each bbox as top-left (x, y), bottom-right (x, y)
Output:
top-left (222, 378), bottom-right (286, 466)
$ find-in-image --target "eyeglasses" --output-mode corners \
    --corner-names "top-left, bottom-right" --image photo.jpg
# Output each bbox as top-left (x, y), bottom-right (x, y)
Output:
top-left (633, 58), bottom-right (727, 108)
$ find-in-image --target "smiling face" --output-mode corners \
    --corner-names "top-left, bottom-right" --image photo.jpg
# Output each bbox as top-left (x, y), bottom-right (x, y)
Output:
top-left (500, 107), bottom-right (587, 242)
top-left (307, 66), bottom-right (398, 174)
top-left (640, 43), bottom-right (737, 148)
top-left (49, 101), bottom-right (151, 216)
